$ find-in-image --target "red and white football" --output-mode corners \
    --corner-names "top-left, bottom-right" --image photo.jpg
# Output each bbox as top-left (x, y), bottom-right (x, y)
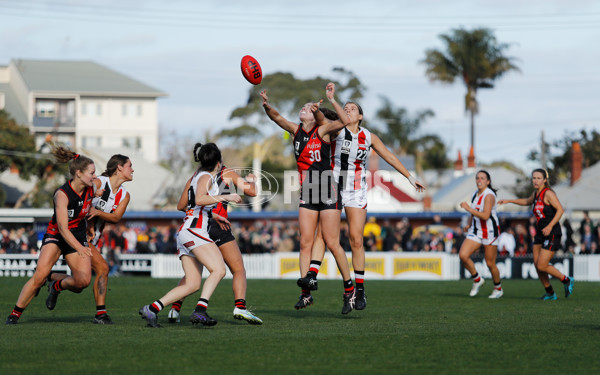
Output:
top-left (240, 55), bottom-right (262, 85)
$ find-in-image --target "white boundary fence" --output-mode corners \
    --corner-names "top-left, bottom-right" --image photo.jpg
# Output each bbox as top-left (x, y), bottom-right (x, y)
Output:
top-left (3, 253), bottom-right (600, 281)
top-left (1, 252), bottom-right (459, 280)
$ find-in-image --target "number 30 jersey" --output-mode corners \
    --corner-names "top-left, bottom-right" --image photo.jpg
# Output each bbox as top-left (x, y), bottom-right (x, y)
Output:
top-left (293, 125), bottom-right (332, 185)
top-left (331, 127), bottom-right (372, 192)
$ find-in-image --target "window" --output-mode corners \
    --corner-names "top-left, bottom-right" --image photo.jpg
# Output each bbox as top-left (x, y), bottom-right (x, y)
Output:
top-left (122, 103), bottom-right (128, 116)
top-left (137, 103), bottom-right (143, 116)
top-left (96, 103), bottom-right (102, 116)
top-left (81, 103), bottom-right (87, 116)
top-left (35, 101), bottom-right (56, 118)
top-left (122, 136), bottom-right (142, 150)
top-left (82, 136), bottom-right (101, 148)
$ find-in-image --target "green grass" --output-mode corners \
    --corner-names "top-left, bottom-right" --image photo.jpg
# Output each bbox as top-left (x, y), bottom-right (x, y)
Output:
top-left (1, 277), bottom-right (599, 375)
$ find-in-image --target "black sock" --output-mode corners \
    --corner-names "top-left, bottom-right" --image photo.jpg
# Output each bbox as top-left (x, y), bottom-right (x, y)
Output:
top-left (95, 305), bottom-right (107, 316)
top-left (344, 279), bottom-right (354, 294)
top-left (195, 298), bottom-right (209, 312)
top-left (235, 299), bottom-right (246, 310)
top-left (149, 300), bottom-right (164, 314)
top-left (355, 270), bottom-right (365, 289)
top-left (10, 305), bottom-right (24, 318)
top-left (172, 300), bottom-right (183, 311)
top-left (545, 286), bottom-right (554, 295)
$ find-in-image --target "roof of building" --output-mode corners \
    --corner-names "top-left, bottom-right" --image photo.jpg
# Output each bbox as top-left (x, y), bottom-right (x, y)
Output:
top-left (11, 59), bottom-right (167, 97)
top-left (554, 161), bottom-right (600, 212)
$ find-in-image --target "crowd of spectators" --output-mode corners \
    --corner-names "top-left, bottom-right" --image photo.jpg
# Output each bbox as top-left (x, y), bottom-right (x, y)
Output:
top-left (2, 211), bottom-right (599, 259)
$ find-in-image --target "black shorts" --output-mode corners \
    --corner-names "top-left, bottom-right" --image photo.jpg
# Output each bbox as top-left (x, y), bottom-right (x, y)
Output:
top-left (533, 232), bottom-right (562, 251)
top-left (42, 232), bottom-right (88, 256)
top-left (208, 218), bottom-right (235, 246)
top-left (299, 172), bottom-right (341, 211)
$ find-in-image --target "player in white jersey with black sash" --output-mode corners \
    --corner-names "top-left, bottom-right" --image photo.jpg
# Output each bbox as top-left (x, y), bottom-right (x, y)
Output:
top-left (139, 143), bottom-right (241, 328)
top-left (298, 82), bottom-right (425, 311)
top-left (45, 154), bottom-right (133, 324)
top-left (459, 170), bottom-right (503, 298)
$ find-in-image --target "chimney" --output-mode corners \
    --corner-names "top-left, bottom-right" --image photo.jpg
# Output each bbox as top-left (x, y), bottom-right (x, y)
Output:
top-left (9, 163), bottom-right (19, 174)
top-left (466, 146), bottom-right (476, 172)
top-left (422, 195), bottom-right (432, 211)
top-left (453, 150), bottom-right (464, 177)
top-left (570, 142), bottom-right (583, 186)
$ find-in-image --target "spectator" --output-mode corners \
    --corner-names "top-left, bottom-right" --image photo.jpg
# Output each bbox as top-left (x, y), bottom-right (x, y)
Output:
top-left (497, 227), bottom-right (516, 257)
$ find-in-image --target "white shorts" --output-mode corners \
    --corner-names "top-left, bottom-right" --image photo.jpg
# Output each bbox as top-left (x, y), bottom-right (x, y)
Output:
top-left (176, 228), bottom-right (213, 258)
top-left (341, 188), bottom-right (367, 209)
top-left (466, 233), bottom-right (498, 246)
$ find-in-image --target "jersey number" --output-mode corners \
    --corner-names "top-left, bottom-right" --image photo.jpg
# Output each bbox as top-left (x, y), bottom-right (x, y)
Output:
top-left (309, 150), bottom-right (321, 162)
top-left (356, 149), bottom-right (368, 161)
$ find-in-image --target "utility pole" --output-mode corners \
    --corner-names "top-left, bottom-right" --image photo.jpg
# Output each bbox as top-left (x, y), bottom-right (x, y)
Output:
top-left (541, 130), bottom-right (547, 169)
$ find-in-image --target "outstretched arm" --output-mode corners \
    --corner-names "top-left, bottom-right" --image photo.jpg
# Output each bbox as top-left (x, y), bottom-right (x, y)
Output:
top-left (260, 90), bottom-right (299, 134)
top-left (498, 193), bottom-right (534, 207)
top-left (222, 168), bottom-right (258, 197)
top-left (371, 134), bottom-right (425, 192)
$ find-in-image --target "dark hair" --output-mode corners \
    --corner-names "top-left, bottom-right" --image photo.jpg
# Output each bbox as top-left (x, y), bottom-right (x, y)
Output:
top-left (476, 170), bottom-right (498, 194)
top-left (102, 154), bottom-right (130, 177)
top-left (319, 107), bottom-right (339, 121)
top-left (344, 101), bottom-right (364, 125)
top-left (51, 145), bottom-right (94, 177)
top-left (532, 168), bottom-right (551, 189)
top-left (193, 143), bottom-right (221, 172)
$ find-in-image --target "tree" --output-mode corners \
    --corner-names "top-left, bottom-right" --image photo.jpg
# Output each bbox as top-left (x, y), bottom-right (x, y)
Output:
top-left (374, 97), bottom-right (450, 170)
top-left (422, 28), bottom-right (520, 151)
top-left (528, 127), bottom-right (600, 183)
top-left (0, 110), bottom-right (59, 207)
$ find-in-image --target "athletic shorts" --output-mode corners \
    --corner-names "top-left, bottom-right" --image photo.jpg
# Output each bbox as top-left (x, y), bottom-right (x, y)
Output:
top-left (208, 218), bottom-right (235, 246)
top-left (176, 228), bottom-right (214, 258)
top-left (42, 232), bottom-right (88, 256)
top-left (465, 232), bottom-right (498, 246)
top-left (299, 174), bottom-right (341, 211)
top-left (341, 188), bottom-right (368, 209)
top-left (534, 232), bottom-right (562, 251)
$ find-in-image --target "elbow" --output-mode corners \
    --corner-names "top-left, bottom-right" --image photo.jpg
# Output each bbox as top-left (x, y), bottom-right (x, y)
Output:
top-left (245, 187), bottom-right (257, 197)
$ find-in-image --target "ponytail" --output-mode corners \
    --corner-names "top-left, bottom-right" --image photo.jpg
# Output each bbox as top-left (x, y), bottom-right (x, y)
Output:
top-left (51, 144), bottom-right (94, 177)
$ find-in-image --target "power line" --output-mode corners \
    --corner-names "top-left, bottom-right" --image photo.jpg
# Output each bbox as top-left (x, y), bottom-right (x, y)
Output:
top-left (1, 1), bottom-right (599, 32)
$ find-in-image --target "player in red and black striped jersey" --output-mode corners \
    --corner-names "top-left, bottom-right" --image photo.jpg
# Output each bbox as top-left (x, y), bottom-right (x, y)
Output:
top-left (499, 168), bottom-right (574, 300)
top-left (261, 89), bottom-right (356, 314)
top-left (301, 83), bottom-right (426, 311)
top-left (6, 146), bottom-right (97, 325)
top-left (166, 164), bottom-right (264, 325)
top-left (47, 154), bottom-right (134, 324)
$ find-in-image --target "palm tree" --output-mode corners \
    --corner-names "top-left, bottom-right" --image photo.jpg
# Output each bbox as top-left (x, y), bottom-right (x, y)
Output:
top-left (422, 28), bottom-right (520, 151)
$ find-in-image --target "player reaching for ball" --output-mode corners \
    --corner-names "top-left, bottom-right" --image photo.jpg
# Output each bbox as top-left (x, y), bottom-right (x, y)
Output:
top-left (298, 82), bottom-right (425, 310)
top-left (261, 88), bottom-right (357, 314)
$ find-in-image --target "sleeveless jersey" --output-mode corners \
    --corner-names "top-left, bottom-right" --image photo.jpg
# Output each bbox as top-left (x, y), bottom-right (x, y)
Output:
top-left (468, 187), bottom-right (500, 240)
top-left (179, 170), bottom-right (219, 232)
top-left (293, 125), bottom-right (332, 184)
top-left (331, 127), bottom-right (372, 192)
top-left (212, 165), bottom-right (230, 219)
top-left (533, 187), bottom-right (561, 236)
top-left (90, 175), bottom-right (128, 246)
top-left (46, 180), bottom-right (94, 239)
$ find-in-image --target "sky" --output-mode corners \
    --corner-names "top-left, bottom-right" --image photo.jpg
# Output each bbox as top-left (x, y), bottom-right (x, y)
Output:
top-left (1, 0), bottom-right (599, 171)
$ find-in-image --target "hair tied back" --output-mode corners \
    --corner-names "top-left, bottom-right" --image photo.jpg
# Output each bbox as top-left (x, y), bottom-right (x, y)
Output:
top-left (193, 143), bottom-right (203, 162)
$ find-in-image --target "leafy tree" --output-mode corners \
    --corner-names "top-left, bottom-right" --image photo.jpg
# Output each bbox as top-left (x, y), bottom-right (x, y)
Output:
top-left (0, 110), bottom-right (60, 207)
top-left (422, 28), bottom-right (520, 150)
top-left (528, 127), bottom-right (600, 183)
top-left (374, 97), bottom-right (449, 170)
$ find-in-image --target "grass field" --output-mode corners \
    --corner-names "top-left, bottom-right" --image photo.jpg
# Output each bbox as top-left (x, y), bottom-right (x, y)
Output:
top-left (1, 277), bottom-right (599, 375)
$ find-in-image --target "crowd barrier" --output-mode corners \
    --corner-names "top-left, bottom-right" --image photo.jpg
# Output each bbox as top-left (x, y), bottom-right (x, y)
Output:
top-left (1, 252), bottom-right (460, 280)
top-left (3, 253), bottom-right (600, 281)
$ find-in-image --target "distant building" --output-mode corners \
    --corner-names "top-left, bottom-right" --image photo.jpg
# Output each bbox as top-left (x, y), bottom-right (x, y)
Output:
top-left (0, 59), bottom-right (167, 163)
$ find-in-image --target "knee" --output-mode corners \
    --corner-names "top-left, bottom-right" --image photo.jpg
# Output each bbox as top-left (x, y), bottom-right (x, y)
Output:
top-left (485, 259), bottom-right (496, 269)
top-left (73, 274), bottom-right (92, 290)
top-left (95, 263), bottom-right (110, 278)
top-left (459, 252), bottom-right (470, 263)
top-left (349, 235), bottom-right (363, 250)
top-left (212, 266), bottom-right (227, 280)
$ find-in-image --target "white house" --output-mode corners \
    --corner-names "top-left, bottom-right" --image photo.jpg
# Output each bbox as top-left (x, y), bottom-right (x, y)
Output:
top-left (0, 59), bottom-right (167, 163)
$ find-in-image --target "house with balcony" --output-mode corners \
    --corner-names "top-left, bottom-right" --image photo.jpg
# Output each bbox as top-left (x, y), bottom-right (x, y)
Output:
top-left (0, 59), bottom-right (167, 163)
